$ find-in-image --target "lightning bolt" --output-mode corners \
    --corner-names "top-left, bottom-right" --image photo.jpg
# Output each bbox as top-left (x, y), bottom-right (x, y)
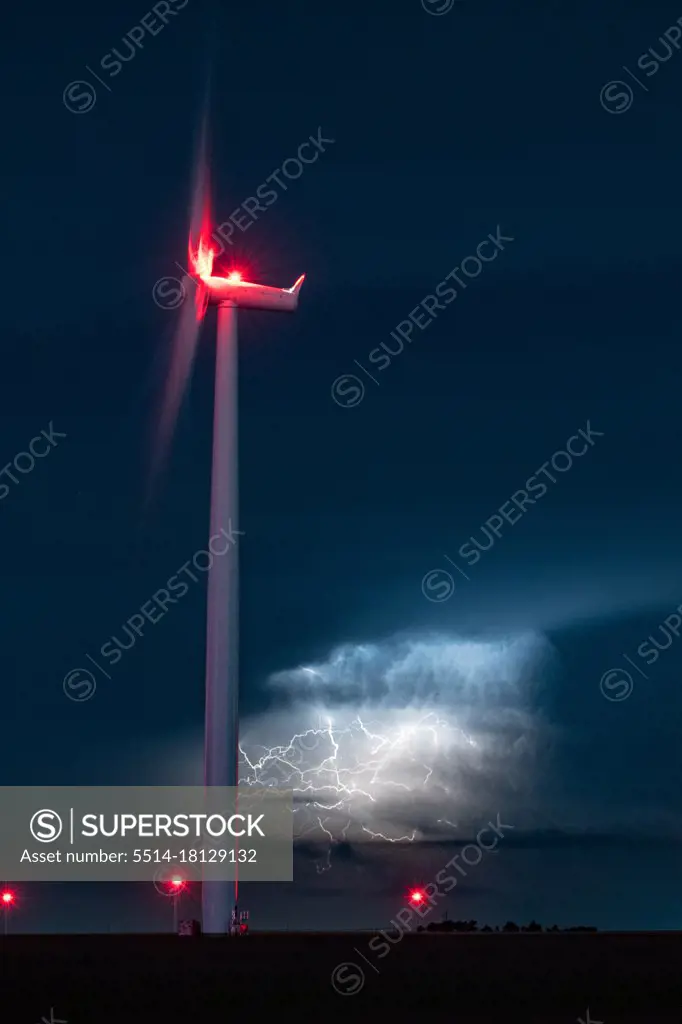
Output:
top-left (239, 711), bottom-right (478, 868)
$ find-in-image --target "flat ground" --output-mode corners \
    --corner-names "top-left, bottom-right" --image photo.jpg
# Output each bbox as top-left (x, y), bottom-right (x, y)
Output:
top-left (3, 932), bottom-right (682, 1022)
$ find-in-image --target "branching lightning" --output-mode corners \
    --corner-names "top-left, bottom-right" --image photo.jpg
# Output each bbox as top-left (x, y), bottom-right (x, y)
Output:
top-left (234, 633), bottom-right (552, 870)
top-left (239, 711), bottom-right (478, 863)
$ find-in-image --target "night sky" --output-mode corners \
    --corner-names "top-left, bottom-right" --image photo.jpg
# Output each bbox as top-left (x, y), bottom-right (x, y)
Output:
top-left (3, 0), bottom-right (682, 932)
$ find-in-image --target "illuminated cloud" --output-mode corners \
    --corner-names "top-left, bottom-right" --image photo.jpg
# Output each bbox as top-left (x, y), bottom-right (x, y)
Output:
top-left (239, 632), bottom-right (556, 850)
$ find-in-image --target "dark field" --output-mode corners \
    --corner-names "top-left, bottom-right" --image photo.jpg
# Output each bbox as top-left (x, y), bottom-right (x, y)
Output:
top-left (3, 932), bottom-right (682, 1022)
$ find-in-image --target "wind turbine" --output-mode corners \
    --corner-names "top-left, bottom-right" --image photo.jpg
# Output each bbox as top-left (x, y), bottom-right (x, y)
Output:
top-left (155, 133), bottom-right (305, 936)
top-left (194, 242), bottom-right (304, 937)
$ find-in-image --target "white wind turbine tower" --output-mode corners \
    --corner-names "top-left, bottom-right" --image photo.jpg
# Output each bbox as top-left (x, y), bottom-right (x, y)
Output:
top-left (154, 125), bottom-right (304, 935)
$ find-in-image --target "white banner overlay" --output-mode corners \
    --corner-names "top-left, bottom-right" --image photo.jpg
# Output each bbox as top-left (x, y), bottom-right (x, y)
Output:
top-left (1, 787), bottom-right (292, 881)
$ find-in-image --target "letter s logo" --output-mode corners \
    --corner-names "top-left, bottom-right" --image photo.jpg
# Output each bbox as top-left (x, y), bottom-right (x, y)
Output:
top-left (30, 809), bottom-right (63, 842)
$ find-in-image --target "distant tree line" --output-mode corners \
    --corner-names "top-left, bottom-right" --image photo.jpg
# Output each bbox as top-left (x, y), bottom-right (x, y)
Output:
top-left (415, 918), bottom-right (597, 933)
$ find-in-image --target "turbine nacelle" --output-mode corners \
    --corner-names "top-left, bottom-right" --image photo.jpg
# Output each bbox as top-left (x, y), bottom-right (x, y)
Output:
top-left (202, 272), bottom-right (305, 311)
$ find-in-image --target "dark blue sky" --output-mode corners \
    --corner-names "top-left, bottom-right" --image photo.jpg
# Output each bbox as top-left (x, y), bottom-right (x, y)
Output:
top-left (3, 0), bottom-right (682, 931)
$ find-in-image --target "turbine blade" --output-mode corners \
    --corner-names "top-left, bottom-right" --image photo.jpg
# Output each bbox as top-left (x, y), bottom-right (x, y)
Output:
top-left (189, 107), bottom-right (212, 257)
top-left (147, 104), bottom-right (212, 503)
top-left (149, 280), bottom-right (203, 488)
